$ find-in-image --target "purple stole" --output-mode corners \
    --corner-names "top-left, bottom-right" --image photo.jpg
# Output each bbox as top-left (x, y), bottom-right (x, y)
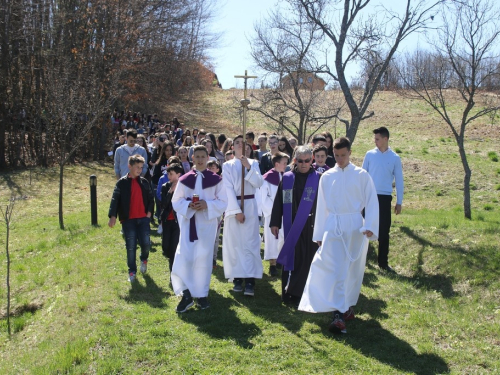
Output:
top-left (178, 169), bottom-right (222, 242)
top-left (277, 169), bottom-right (320, 271)
top-left (313, 163), bottom-right (330, 174)
top-left (263, 169), bottom-right (281, 186)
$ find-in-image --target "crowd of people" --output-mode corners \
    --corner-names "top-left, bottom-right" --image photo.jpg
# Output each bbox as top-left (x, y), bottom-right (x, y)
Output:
top-left (108, 113), bottom-right (404, 335)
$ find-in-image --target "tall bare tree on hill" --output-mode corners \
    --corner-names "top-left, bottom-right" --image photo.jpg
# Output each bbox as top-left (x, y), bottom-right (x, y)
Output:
top-left (249, 4), bottom-right (342, 144)
top-left (296, 0), bottom-right (441, 143)
top-left (397, 0), bottom-right (500, 219)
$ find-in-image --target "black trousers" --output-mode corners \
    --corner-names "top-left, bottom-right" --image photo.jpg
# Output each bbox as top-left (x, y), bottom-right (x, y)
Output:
top-left (161, 219), bottom-right (180, 271)
top-left (377, 194), bottom-right (393, 268)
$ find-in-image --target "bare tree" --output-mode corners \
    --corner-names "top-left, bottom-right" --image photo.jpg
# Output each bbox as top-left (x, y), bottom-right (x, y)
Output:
top-left (297, 0), bottom-right (441, 142)
top-left (2, 199), bottom-right (15, 336)
top-left (397, 0), bottom-right (500, 219)
top-left (249, 3), bottom-right (342, 144)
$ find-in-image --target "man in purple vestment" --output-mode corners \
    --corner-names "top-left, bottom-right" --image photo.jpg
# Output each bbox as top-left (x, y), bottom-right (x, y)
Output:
top-left (270, 146), bottom-right (320, 307)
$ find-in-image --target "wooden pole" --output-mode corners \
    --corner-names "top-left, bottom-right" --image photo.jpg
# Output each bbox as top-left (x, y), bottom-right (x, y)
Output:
top-left (234, 70), bottom-right (257, 212)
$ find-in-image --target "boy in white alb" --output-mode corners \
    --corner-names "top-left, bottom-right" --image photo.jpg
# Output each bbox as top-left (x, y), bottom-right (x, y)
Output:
top-left (298, 137), bottom-right (379, 334)
top-left (171, 145), bottom-right (227, 312)
top-left (260, 152), bottom-right (289, 276)
top-left (222, 135), bottom-right (264, 296)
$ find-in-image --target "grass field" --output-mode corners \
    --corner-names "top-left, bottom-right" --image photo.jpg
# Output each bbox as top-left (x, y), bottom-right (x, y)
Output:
top-left (0, 90), bottom-right (499, 374)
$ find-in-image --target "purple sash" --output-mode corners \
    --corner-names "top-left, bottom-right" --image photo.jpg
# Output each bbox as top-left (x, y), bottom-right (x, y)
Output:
top-left (179, 170), bottom-right (222, 242)
top-left (263, 169), bottom-right (281, 186)
top-left (277, 170), bottom-right (320, 271)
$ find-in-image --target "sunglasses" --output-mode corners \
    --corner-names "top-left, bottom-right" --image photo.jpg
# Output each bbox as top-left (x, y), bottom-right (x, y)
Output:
top-left (269, 141), bottom-right (278, 145)
top-left (296, 158), bottom-right (311, 163)
top-left (159, 137), bottom-right (166, 142)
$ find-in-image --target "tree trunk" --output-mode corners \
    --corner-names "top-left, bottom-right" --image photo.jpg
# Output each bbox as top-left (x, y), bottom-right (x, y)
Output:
top-left (458, 141), bottom-right (472, 219)
top-left (346, 116), bottom-right (361, 144)
top-left (59, 159), bottom-right (65, 230)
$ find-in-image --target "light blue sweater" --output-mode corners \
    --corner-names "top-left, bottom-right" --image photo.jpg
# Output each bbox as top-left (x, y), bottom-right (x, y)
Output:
top-left (362, 147), bottom-right (404, 204)
top-left (114, 144), bottom-right (148, 178)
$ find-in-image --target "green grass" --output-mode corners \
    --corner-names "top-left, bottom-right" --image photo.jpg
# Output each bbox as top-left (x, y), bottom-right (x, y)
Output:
top-left (1, 90), bottom-right (500, 374)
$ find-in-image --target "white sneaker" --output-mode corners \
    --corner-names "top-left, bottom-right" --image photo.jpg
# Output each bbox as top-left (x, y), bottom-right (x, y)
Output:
top-left (157, 223), bottom-right (163, 234)
top-left (128, 273), bottom-right (136, 282)
top-left (140, 260), bottom-right (148, 274)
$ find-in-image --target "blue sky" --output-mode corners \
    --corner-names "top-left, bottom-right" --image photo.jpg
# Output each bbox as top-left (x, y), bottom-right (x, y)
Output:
top-left (209, 0), bottom-right (436, 89)
top-left (209, 0), bottom-right (275, 89)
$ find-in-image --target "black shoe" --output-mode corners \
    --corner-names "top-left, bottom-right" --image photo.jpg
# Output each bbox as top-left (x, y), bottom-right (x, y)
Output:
top-left (176, 289), bottom-right (194, 313)
top-left (328, 311), bottom-right (346, 334)
top-left (244, 283), bottom-right (255, 296)
top-left (270, 265), bottom-right (278, 277)
top-left (379, 265), bottom-right (396, 274)
top-left (197, 297), bottom-right (210, 310)
top-left (233, 279), bottom-right (243, 292)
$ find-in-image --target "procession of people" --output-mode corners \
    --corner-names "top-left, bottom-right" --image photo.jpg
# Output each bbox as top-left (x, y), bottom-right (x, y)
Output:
top-left (108, 112), bottom-right (404, 334)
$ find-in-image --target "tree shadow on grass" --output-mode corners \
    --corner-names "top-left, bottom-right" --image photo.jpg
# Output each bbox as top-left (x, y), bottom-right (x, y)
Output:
top-left (0, 172), bottom-right (24, 196)
top-left (121, 274), bottom-right (170, 308)
top-left (398, 226), bottom-right (458, 298)
top-left (177, 290), bottom-right (261, 349)
top-left (296, 293), bottom-right (448, 374)
top-left (344, 317), bottom-right (449, 375)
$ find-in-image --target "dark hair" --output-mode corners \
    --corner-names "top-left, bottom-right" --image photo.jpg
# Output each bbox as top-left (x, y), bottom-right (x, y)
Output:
top-left (245, 143), bottom-right (254, 159)
top-left (168, 156), bottom-right (181, 165)
top-left (321, 131), bottom-right (334, 156)
top-left (217, 133), bottom-right (227, 145)
top-left (233, 134), bottom-right (243, 143)
top-left (206, 133), bottom-right (218, 149)
top-left (157, 141), bottom-right (175, 165)
top-left (313, 145), bottom-right (328, 155)
top-left (311, 134), bottom-right (327, 145)
top-left (333, 137), bottom-right (351, 151)
top-left (128, 154), bottom-right (145, 165)
top-left (127, 129), bottom-right (138, 138)
top-left (192, 145), bottom-right (209, 156)
top-left (201, 139), bottom-right (216, 157)
top-left (278, 136), bottom-right (294, 157)
top-left (245, 131), bottom-right (255, 140)
top-left (373, 127), bottom-right (390, 139)
top-left (207, 159), bottom-right (220, 169)
top-left (271, 151), bottom-right (289, 166)
top-left (166, 163), bottom-right (184, 175)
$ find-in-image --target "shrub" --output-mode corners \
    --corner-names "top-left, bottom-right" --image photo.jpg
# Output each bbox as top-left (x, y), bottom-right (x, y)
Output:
top-left (395, 147), bottom-right (402, 154)
top-left (483, 204), bottom-right (494, 211)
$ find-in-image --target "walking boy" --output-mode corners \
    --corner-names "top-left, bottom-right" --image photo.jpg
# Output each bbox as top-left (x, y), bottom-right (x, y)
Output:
top-left (222, 135), bottom-right (264, 296)
top-left (160, 163), bottom-right (183, 272)
top-left (108, 154), bottom-right (154, 282)
top-left (298, 137), bottom-right (379, 334)
top-left (171, 146), bottom-right (227, 312)
top-left (260, 152), bottom-right (289, 276)
top-left (362, 127), bottom-right (404, 272)
top-left (312, 145), bottom-right (330, 174)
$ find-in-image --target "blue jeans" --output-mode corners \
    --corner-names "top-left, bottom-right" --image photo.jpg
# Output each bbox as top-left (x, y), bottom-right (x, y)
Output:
top-left (122, 217), bottom-right (151, 274)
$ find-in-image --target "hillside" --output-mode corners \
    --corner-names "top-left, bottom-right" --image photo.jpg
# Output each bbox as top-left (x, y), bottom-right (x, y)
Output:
top-left (0, 90), bottom-right (499, 374)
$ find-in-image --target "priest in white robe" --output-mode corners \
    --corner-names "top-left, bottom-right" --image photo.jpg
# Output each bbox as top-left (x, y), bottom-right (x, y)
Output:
top-left (298, 137), bottom-right (379, 334)
top-left (222, 135), bottom-right (264, 296)
top-left (171, 146), bottom-right (227, 312)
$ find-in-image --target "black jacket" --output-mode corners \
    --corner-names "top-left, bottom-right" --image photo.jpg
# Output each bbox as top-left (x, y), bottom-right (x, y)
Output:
top-left (160, 181), bottom-right (178, 223)
top-left (260, 152), bottom-right (273, 175)
top-left (108, 175), bottom-right (154, 221)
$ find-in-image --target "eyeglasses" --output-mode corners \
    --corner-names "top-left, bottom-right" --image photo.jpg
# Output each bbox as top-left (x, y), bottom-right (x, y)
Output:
top-left (269, 141), bottom-right (278, 145)
top-left (296, 158), bottom-right (311, 163)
